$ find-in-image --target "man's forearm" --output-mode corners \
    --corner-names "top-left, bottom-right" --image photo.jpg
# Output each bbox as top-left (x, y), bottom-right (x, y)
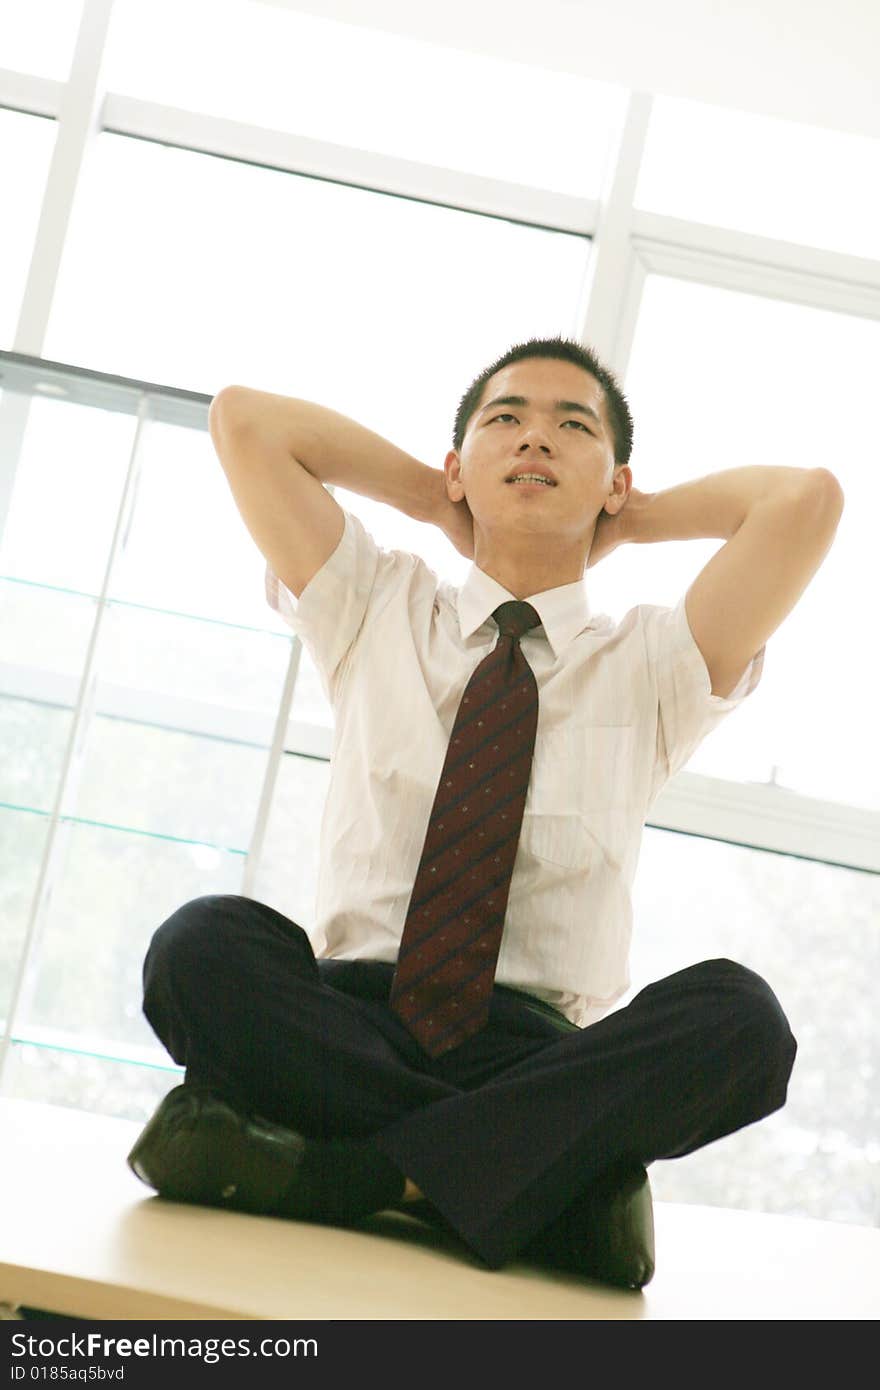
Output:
top-left (621, 464), bottom-right (833, 544)
top-left (214, 386), bottom-right (442, 523)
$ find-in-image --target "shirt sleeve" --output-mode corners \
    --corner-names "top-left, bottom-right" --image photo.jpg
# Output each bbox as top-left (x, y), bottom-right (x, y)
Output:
top-left (644, 593), bottom-right (765, 801)
top-left (264, 506), bottom-right (381, 705)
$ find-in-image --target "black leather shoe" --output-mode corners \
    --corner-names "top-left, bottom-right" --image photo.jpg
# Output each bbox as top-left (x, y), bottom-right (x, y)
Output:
top-left (524, 1164), bottom-right (655, 1289)
top-left (127, 1084), bottom-right (312, 1216)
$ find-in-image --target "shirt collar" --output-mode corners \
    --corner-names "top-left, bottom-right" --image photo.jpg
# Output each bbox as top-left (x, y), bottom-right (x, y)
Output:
top-left (456, 562), bottom-right (598, 660)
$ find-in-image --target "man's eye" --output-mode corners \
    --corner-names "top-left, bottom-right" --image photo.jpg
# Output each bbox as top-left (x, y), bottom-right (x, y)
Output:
top-left (492, 413), bottom-right (591, 433)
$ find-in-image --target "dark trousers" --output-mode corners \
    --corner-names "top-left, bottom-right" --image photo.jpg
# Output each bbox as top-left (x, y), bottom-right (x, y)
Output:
top-left (141, 893), bottom-right (797, 1269)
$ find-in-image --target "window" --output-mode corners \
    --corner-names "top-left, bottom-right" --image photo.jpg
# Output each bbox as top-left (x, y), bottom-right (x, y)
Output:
top-left (0, 110), bottom-right (57, 347)
top-left (636, 95), bottom-right (880, 260)
top-left (44, 132), bottom-right (590, 398)
top-left (624, 828), bottom-right (880, 1226)
top-left (3, 159), bottom-right (587, 1101)
top-left (103, 0), bottom-right (625, 199)
top-left (1, 398), bottom-right (279, 1065)
top-left (592, 272), bottom-right (877, 810)
top-left (0, 0), bottom-right (83, 81)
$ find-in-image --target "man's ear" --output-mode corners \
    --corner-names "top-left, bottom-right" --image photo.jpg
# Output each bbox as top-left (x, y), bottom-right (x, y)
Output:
top-left (605, 464), bottom-right (632, 513)
top-left (445, 448), bottom-right (465, 500)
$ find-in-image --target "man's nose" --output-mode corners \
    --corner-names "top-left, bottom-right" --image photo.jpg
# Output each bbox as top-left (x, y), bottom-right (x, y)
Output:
top-left (518, 430), bottom-right (552, 452)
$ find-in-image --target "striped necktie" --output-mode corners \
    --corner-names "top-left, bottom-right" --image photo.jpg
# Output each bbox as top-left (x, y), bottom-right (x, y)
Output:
top-left (390, 600), bottom-right (542, 1057)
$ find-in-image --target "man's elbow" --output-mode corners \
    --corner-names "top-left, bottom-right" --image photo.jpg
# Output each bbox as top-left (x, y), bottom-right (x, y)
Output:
top-left (810, 469), bottom-right (845, 511)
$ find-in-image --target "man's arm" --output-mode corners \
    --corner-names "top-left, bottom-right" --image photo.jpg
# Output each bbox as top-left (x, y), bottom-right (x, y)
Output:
top-left (214, 387), bottom-right (442, 523)
top-left (620, 465), bottom-right (845, 698)
top-left (209, 387), bottom-right (455, 597)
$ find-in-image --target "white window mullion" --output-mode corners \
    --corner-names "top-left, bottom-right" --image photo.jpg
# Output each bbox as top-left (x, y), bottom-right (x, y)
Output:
top-left (13, 0), bottom-right (117, 356)
top-left (100, 92), bottom-right (598, 235)
top-left (652, 772), bottom-right (880, 876)
top-left (631, 210), bottom-right (880, 323)
top-left (571, 90), bottom-right (652, 377)
top-left (242, 635), bottom-right (303, 900)
top-left (0, 67), bottom-right (60, 118)
top-left (1, 1), bottom-right (117, 552)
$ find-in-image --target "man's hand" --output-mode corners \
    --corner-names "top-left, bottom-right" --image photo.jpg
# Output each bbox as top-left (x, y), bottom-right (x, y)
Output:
top-left (585, 487), bottom-right (650, 570)
top-left (430, 474), bottom-right (475, 560)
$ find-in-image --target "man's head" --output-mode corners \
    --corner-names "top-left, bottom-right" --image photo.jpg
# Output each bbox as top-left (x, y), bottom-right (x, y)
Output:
top-left (452, 336), bottom-right (633, 466)
top-left (443, 337), bottom-right (634, 592)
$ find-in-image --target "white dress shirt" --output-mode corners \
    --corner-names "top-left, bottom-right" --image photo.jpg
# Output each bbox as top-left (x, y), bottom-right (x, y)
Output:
top-left (265, 506), bottom-right (764, 1027)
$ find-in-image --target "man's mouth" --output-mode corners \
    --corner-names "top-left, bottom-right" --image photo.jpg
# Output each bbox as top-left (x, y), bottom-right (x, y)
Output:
top-left (505, 472), bottom-right (557, 487)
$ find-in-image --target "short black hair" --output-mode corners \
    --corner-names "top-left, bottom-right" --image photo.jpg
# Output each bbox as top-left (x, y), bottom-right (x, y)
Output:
top-left (452, 335), bottom-right (634, 467)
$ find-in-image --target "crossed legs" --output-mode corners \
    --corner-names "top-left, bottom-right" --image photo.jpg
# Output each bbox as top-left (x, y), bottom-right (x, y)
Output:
top-left (137, 893), bottom-right (797, 1275)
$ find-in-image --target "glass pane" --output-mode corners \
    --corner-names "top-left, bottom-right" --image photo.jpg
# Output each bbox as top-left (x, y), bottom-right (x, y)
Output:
top-left (104, 0), bottom-right (623, 199)
top-left (596, 273), bottom-right (878, 809)
top-left (17, 819), bottom-right (245, 1049)
top-left (73, 619), bottom-right (284, 843)
top-left (0, 690), bottom-right (74, 815)
top-left (0, 0), bottom-right (82, 81)
top-left (0, 400), bottom-right (290, 634)
top-left (6, 1042), bottom-right (180, 1125)
top-left (0, 805), bottom-right (51, 1023)
top-left (635, 95), bottom-right (880, 261)
top-left (0, 110), bottom-right (57, 348)
top-left (0, 394), bottom-right (134, 592)
top-left (96, 605), bottom-right (288, 753)
top-left (0, 408), bottom-right (295, 829)
top-left (112, 419), bottom-right (288, 633)
top-left (623, 827), bottom-right (880, 1227)
top-left (44, 131), bottom-right (591, 399)
top-left (0, 581), bottom-right (93, 813)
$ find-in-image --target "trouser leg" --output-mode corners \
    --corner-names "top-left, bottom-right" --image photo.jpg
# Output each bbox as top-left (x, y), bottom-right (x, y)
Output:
top-left (141, 893), bottom-right (457, 1136)
top-left (372, 957), bottom-right (797, 1268)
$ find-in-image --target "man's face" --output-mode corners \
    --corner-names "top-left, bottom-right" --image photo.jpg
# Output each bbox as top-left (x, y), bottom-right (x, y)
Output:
top-left (444, 357), bottom-right (629, 549)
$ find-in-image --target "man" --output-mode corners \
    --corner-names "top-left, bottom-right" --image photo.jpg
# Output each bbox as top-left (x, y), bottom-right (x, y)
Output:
top-left (127, 336), bottom-right (842, 1288)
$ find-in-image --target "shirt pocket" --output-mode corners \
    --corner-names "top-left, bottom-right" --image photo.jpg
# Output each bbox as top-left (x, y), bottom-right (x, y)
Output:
top-left (533, 722), bottom-right (636, 812)
top-left (523, 810), bottom-right (593, 870)
top-left (524, 722), bottom-right (636, 869)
